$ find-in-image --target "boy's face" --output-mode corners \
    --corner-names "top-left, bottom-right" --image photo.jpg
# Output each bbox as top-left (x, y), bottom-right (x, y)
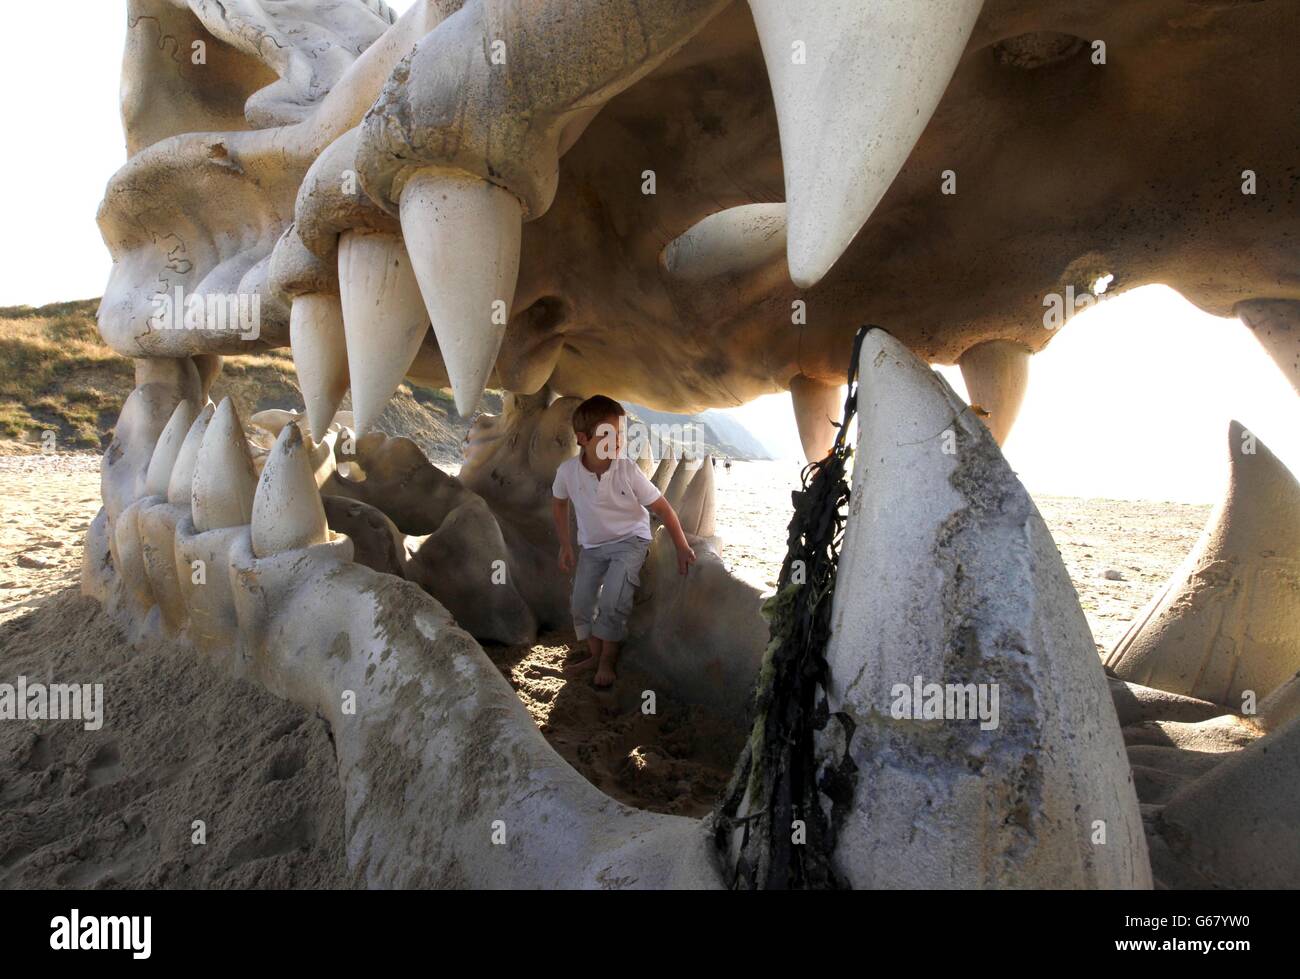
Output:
top-left (578, 415), bottom-right (625, 460)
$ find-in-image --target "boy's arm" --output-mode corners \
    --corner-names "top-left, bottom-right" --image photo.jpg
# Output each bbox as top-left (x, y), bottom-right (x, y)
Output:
top-left (647, 496), bottom-right (696, 575)
top-left (552, 497), bottom-right (576, 572)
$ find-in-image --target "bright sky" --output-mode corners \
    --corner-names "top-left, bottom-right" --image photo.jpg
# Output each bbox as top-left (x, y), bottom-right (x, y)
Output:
top-left (731, 286), bottom-right (1299, 503)
top-left (1, 0), bottom-right (1294, 504)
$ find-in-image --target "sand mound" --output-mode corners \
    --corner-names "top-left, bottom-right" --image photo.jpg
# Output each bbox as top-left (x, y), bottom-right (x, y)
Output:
top-left (0, 589), bottom-right (355, 889)
top-left (483, 634), bottom-right (742, 818)
top-left (0, 597), bottom-right (742, 888)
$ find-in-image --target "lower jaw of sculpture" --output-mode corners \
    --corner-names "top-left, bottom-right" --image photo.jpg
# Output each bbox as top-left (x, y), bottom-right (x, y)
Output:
top-left (90, 498), bottom-right (729, 888)
top-left (83, 328), bottom-right (1297, 889)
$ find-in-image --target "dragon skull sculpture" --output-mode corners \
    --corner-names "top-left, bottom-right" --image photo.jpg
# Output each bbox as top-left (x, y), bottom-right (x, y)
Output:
top-left (85, 0), bottom-right (1299, 888)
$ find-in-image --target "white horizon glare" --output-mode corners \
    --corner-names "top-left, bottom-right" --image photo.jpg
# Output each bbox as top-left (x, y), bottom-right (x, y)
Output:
top-left (726, 284), bottom-right (1299, 504)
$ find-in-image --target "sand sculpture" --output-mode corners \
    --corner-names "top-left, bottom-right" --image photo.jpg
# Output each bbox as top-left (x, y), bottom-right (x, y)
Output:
top-left (84, 0), bottom-right (1298, 888)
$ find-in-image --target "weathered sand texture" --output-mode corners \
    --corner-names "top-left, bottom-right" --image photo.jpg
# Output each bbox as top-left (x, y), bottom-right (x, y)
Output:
top-left (0, 589), bottom-right (355, 889)
top-left (0, 455), bottom-right (101, 626)
top-left (482, 634), bottom-right (740, 819)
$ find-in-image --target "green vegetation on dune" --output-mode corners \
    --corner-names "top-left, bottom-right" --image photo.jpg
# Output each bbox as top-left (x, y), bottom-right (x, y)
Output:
top-left (0, 299), bottom-right (474, 460)
top-left (0, 298), bottom-right (103, 323)
top-left (0, 299), bottom-right (770, 463)
top-left (0, 299), bottom-right (312, 450)
top-left (0, 301), bottom-right (129, 448)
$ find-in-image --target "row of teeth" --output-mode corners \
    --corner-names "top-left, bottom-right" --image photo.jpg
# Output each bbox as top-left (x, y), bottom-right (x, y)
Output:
top-left (120, 387), bottom-right (731, 627)
top-left (109, 390), bottom-right (357, 644)
top-left (292, 196), bottom-right (1030, 463)
top-left (284, 0), bottom-right (994, 450)
top-left (131, 396), bottom-right (337, 562)
top-left (289, 171), bottom-right (524, 441)
top-left (650, 456), bottom-right (716, 539)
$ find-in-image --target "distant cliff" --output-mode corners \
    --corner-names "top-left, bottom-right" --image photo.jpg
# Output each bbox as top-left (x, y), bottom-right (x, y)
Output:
top-left (624, 404), bottom-right (774, 461)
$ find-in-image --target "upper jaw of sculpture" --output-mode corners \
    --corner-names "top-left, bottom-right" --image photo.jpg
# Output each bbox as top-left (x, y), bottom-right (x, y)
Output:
top-left (99, 0), bottom-right (1300, 440)
top-left (300, 0), bottom-right (990, 423)
top-left (106, 0), bottom-right (975, 398)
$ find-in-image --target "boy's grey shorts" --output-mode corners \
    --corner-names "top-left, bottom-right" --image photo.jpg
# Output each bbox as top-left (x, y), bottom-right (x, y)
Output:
top-left (571, 535), bottom-right (651, 642)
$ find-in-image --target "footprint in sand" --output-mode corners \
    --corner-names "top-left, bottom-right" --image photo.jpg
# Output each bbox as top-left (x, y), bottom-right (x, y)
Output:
top-left (86, 740), bottom-right (123, 790)
top-left (264, 743), bottom-right (308, 783)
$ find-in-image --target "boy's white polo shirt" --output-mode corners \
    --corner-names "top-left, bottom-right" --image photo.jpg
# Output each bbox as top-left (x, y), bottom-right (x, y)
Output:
top-left (552, 455), bottom-right (662, 548)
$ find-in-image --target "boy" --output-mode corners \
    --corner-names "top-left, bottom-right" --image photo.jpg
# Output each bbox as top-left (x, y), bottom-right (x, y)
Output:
top-left (552, 396), bottom-right (696, 688)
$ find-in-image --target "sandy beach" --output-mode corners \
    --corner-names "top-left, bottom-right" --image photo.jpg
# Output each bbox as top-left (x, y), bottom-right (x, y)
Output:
top-left (709, 460), bottom-right (1209, 653)
top-left (0, 453), bottom-right (1210, 888)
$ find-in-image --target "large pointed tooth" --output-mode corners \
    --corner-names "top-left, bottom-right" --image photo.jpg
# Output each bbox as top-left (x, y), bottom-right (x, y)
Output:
top-left (251, 423), bottom-right (331, 557)
top-left (1236, 299), bottom-right (1300, 396)
top-left (676, 455), bottom-right (716, 538)
top-left (749, 0), bottom-right (984, 287)
top-left (808, 328), bottom-right (1149, 887)
top-left (957, 339), bottom-right (1031, 446)
top-left (309, 429), bottom-right (340, 487)
top-left (192, 353), bottom-right (223, 404)
top-left (789, 374), bottom-right (843, 463)
top-left (191, 398), bottom-right (258, 532)
top-left (651, 456), bottom-right (678, 494)
top-left (290, 294), bottom-right (350, 442)
top-left (144, 400), bottom-right (199, 497)
top-left (399, 168), bottom-right (523, 416)
top-left (166, 402), bottom-right (216, 506)
top-left (661, 203), bottom-right (788, 283)
top-left (338, 230), bottom-right (429, 434)
top-left (631, 430), bottom-right (656, 477)
top-left (664, 457), bottom-right (700, 511)
top-left (1106, 421), bottom-right (1300, 706)
top-left (1155, 717), bottom-right (1300, 888)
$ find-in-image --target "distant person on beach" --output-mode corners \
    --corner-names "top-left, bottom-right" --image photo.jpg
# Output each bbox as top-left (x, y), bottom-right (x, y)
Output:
top-left (725, 457), bottom-right (732, 473)
top-left (552, 396), bottom-right (696, 688)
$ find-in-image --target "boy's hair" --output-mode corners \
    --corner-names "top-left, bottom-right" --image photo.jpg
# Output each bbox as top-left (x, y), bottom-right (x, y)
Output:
top-left (572, 395), bottom-right (625, 438)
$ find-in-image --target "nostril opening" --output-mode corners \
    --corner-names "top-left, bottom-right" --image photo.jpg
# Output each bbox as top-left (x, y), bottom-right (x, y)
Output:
top-left (519, 296), bottom-right (568, 335)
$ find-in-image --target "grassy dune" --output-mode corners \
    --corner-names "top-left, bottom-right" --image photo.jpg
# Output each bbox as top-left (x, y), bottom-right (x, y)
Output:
top-left (0, 299), bottom-right (126, 449)
top-left (0, 299), bottom-right (476, 461)
top-left (0, 299), bottom-right (763, 464)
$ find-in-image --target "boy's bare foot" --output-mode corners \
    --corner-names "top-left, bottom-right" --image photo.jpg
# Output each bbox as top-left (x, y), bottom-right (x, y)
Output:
top-left (563, 655), bottom-right (600, 676)
top-left (593, 641), bottom-right (620, 688)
